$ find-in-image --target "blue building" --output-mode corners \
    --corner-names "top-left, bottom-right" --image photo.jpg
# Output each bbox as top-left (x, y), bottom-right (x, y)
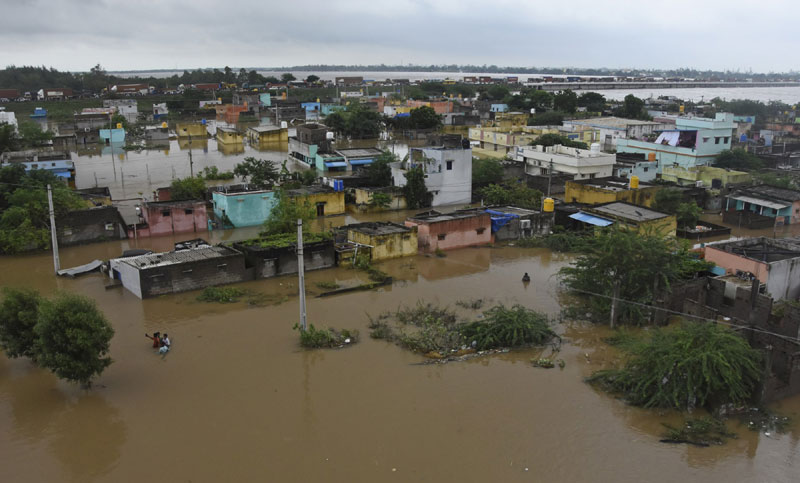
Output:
top-left (212, 189), bottom-right (277, 228)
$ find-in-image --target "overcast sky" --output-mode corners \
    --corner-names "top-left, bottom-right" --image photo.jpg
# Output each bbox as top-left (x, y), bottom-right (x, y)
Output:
top-left (1, 0), bottom-right (797, 73)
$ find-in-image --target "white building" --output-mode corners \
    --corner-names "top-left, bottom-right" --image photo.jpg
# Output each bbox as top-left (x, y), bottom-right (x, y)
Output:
top-left (562, 117), bottom-right (672, 151)
top-left (514, 144), bottom-right (616, 180)
top-left (103, 99), bottom-right (139, 123)
top-left (0, 109), bottom-right (18, 130)
top-left (391, 144), bottom-right (472, 206)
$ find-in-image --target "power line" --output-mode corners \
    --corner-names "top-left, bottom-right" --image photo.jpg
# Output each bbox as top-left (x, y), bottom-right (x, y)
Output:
top-left (568, 286), bottom-right (800, 344)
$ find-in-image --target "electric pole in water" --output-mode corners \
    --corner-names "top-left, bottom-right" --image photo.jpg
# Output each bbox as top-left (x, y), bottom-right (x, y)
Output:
top-left (188, 134), bottom-right (194, 177)
top-left (297, 219), bottom-right (307, 330)
top-left (47, 184), bottom-right (60, 273)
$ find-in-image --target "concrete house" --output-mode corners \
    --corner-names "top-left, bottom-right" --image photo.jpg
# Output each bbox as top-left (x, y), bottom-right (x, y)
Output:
top-left (405, 209), bottom-right (491, 252)
top-left (216, 126), bottom-right (243, 145)
top-left (335, 147), bottom-right (384, 170)
top-left (725, 185), bottom-right (800, 226)
top-left (613, 152), bottom-right (659, 182)
top-left (0, 150), bottom-right (75, 187)
top-left (661, 165), bottom-right (751, 188)
top-left (135, 200), bottom-right (209, 237)
top-left (574, 202), bottom-right (676, 237)
top-left (704, 237), bottom-right (800, 301)
top-left (563, 116), bottom-right (671, 151)
top-left (233, 236), bottom-right (335, 279)
top-left (213, 189), bottom-right (277, 228)
top-left (58, 206), bottom-right (128, 246)
top-left (288, 123), bottom-right (345, 172)
top-left (247, 125), bottom-right (288, 144)
top-left (175, 122), bottom-right (208, 138)
top-left (616, 113), bottom-right (735, 171)
top-left (487, 206), bottom-right (554, 240)
top-left (353, 187), bottom-right (407, 211)
top-left (345, 222), bottom-right (418, 261)
top-left (564, 177), bottom-right (662, 207)
top-left (286, 186), bottom-right (345, 217)
top-left (391, 138), bottom-right (473, 207)
top-left (514, 144), bottom-right (616, 180)
top-left (109, 245), bottom-right (250, 299)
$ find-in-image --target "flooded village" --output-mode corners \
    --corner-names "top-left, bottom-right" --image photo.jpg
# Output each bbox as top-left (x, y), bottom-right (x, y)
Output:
top-left (3, 23), bottom-right (800, 483)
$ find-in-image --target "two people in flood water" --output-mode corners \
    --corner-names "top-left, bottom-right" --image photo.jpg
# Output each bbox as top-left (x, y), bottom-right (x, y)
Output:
top-left (145, 332), bottom-right (171, 354)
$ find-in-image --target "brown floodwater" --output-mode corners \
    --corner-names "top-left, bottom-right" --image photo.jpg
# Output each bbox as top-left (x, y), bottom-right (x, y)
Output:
top-left (1, 232), bottom-right (799, 482)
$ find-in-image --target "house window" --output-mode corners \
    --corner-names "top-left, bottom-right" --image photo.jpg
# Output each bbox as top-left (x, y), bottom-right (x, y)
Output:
top-left (161, 210), bottom-right (171, 217)
top-left (184, 209), bottom-right (194, 215)
top-left (446, 161), bottom-right (453, 170)
top-left (105, 223), bottom-right (115, 231)
top-left (715, 137), bottom-right (721, 144)
top-left (703, 137), bottom-right (710, 142)
top-left (643, 167), bottom-right (649, 172)
top-left (217, 264), bottom-right (227, 270)
top-left (476, 227), bottom-right (486, 234)
top-left (724, 136), bottom-right (730, 143)
top-left (437, 234), bottom-right (446, 240)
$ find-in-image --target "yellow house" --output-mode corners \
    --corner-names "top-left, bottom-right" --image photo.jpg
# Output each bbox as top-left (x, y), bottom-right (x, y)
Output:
top-left (353, 187), bottom-right (407, 211)
top-left (583, 202), bottom-right (677, 237)
top-left (565, 177), bottom-right (663, 207)
top-left (491, 112), bottom-right (528, 129)
top-left (660, 165), bottom-right (752, 188)
top-left (346, 222), bottom-right (418, 261)
top-left (217, 142), bottom-right (245, 155)
top-left (216, 127), bottom-right (243, 145)
top-left (468, 127), bottom-right (542, 156)
top-left (247, 125), bottom-right (289, 144)
top-left (175, 122), bottom-right (207, 138)
top-left (287, 186), bottom-right (345, 217)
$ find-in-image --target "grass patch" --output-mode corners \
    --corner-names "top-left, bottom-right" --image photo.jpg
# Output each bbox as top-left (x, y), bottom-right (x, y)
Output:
top-left (515, 231), bottom-right (591, 251)
top-left (661, 417), bottom-right (737, 446)
top-left (197, 286), bottom-right (246, 303)
top-left (739, 407), bottom-right (791, 434)
top-left (353, 253), bottom-right (390, 283)
top-left (434, 247), bottom-right (446, 258)
top-left (455, 298), bottom-right (486, 310)
top-left (368, 301), bottom-right (557, 358)
top-left (294, 324), bottom-right (359, 349)
top-left (239, 231), bottom-right (331, 249)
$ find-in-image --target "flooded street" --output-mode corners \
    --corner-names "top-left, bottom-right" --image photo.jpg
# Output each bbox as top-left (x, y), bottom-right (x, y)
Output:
top-left (1, 236), bottom-right (799, 482)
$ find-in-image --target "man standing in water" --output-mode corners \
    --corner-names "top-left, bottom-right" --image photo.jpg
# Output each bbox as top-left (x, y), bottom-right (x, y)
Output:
top-left (145, 332), bottom-right (161, 348)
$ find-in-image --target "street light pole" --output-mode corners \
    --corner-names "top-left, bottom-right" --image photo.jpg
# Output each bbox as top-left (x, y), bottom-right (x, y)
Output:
top-left (47, 184), bottom-right (60, 274)
top-left (297, 219), bottom-right (307, 330)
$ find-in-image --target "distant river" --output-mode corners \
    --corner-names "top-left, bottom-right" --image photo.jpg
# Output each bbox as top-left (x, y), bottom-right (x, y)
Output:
top-left (111, 70), bottom-right (800, 104)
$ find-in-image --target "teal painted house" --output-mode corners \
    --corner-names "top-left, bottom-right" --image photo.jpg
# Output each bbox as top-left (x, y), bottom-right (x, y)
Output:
top-left (212, 189), bottom-right (277, 227)
top-left (616, 113), bottom-right (735, 172)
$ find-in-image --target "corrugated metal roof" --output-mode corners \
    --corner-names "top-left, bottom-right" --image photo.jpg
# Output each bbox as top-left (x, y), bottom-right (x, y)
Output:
top-left (569, 212), bottom-right (614, 226)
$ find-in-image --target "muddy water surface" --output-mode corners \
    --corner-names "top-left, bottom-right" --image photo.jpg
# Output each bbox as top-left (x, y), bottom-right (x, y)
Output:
top-left (1, 240), bottom-right (799, 482)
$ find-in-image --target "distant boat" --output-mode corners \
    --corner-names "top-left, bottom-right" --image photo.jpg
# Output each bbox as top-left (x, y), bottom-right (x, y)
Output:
top-left (30, 107), bottom-right (47, 118)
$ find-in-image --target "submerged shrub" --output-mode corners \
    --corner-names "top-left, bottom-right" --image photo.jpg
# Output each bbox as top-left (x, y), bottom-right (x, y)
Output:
top-left (294, 324), bottom-right (358, 349)
top-left (460, 304), bottom-right (557, 350)
top-left (197, 286), bottom-right (245, 303)
top-left (587, 322), bottom-right (762, 410)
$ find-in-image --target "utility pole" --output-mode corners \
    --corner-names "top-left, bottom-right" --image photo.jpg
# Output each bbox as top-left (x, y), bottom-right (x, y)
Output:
top-left (609, 279), bottom-right (621, 329)
top-left (188, 134), bottom-right (194, 177)
top-left (47, 184), bottom-right (60, 274)
top-left (297, 219), bottom-right (307, 330)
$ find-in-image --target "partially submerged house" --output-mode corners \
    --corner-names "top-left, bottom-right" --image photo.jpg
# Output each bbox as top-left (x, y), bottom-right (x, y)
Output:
top-left (175, 122), bottom-right (208, 138)
top-left (564, 176), bottom-right (661, 207)
top-left (704, 237), bottom-right (800, 301)
top-left (335, 147), bottom-right (384, 170)
top-left (247, 125), bottom-right (288, 144)
top-left (233, 235), bottom-right (335, 279)
top-left (569, 202), bottom-right (676, 237)
top-left (212, 189), bottom-right (276, 228)
top-left (216, 126), bottom-right (243, 145)
top-left (133, 200), bottom-right (209, 237)
top-left (109, 245), bottom-right (250, 299)
top-left (405, 209), bottom-right (491, 252)
top-left (391, 137), bottom-right (473, 207)
top-left (725, 185), bottom-right (800, 226)
top-left (58, 206), bottom-right (128, 246)
top-left (0, 150), bottom-right (75, 187)
top-left (514, 143), bottom-right (616, 180)
top-left (286, 185), bottom-right (345, 217)
top-left (345, 222), bottom-right (418, 260)
top-left (487, 206), bottom-right (553, 240)
top-left (353, 187), bottom-right (407, 211)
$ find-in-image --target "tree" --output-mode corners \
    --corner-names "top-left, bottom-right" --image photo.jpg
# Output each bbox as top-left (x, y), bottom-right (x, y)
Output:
top-left (281, 73), bottom-right (296, 83)
top-left (17, 120), bottom-right (53, 148)
top-left (553, 89), bottom-right (578, 113)
top-left (368, 192), bottom-right (392, 209)
top-left (0, 123), bottom-right (20, 152)
top-left (589, 322), bottom-right (762, 410)
top-left (409, 106), bottom-right (441, 129)
top-left (713, 148), bottom-right (764, 171)
top-left (533, 133), bottom-right (588, 150)
top-left (651, 188), bottom-right (683, 215)
top-left (560, 227), bottom-right (710, 325)
top-left (111, 113), bottom-right (128, 131)
top-left (169, 177), bottom-right (206, 200)
top-left (618, 94), bottom-right (648, 120)
top-left (342, 104), bottom-right (383, 139)
top-left (324, 111), bottom-right (346, 134)
top-left (577, 92), bottom-right (606, 112)
top-left (223, 66), bottom-right (234, 83)
top-left (403, 166), bottom-right (430, 209)
top-left (262, 190), bottom-right (316, 235)
top-left (527, 111), bottom-right (565, 126)
top-left (364, 151), bottom-right (396, 187)
top-left (34, 293), bottom-right (114, 387)
top-left (472, 158), bottom-right (504, 185)
top-left (528, 90), bottom-right (553, 111)
top-left (305, 75), bottom-right (320, 84)
top-left (479, 183), bottom-right (542, 209)
top-left (0, 288), bottom-right (41, 359)
top-left (676, 202), bottom-right (702, 228)
top-left (486, 85), bottom-right (510, 101)
top-left (233, 157), bottom-right (279, 189)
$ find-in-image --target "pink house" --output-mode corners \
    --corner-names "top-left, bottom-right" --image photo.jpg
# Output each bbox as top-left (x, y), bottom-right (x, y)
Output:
top-left (130, 200), bottom-right (208, 238)
top-left (405, 209), bottom-right (491, 252)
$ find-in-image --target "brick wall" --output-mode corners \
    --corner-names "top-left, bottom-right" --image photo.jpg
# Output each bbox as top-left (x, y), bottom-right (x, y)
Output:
top-left (138, 252), bottom-right (252, 298)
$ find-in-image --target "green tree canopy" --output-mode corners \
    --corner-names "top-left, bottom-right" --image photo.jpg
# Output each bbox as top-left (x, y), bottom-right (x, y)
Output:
top-left (305, 75), bottom-right (320, 84)
top-left (34, 293), bottom-right (114, 387)
top-left (577, 92), bottom-right (607, 112)
top-left (713, 148), bottom-right (764, 171)
top-left (364, 151), bottom-right (396, 187)
top-left (233, 157), bottom-right (280, 189)
top-left (409, 106), bottom-right (442, 130)
top-left (533, 133), bottom-right (588, 150)
top-left (479, 183), bottom-right (542, 209)
top-left (472, 158), bottom-right (505, 185)
top-left (403, 166), bottom-right (430, 209)
top-left (262, 190), bottom-right (317, 235)
top-left (527, 111), bottom-right (565, 126)
top-left (485, 85), bottom-right (510, 101)
top-left (651, 188), bottom-right (683, 214)
top-left (616, 94), bottom-right (649, 120)
top-left (281, 73), bottom-right (296, 83)
top-left (169, 177), bottom-right (206, 200)
top-left (553, 90), bottom-right (578, 113)
top-left (0, 287), bottom-right (41, 359)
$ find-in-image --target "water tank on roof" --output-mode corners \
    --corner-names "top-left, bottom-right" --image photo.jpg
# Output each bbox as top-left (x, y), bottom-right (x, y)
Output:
top-left (590, 143), bottom-right (600, 154)
top-left (543, 198), bottom-right (554, 212)
top-left (161, 122), bottom-right (168, 128)
top-left (630, 176), bottom-right (640, 189)
top-left (326, 132), bottom-right (335, 140)
top-left (648, 152), bottom-right (656, 162)
top-left (280, 121), bottom-right (288, 129)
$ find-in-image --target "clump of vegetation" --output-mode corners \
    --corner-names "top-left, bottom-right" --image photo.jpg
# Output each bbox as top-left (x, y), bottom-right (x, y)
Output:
top-left (262, 190), bottom-right (317, 235)
top-left (233, 157), bottom-right (279, 189)
top-left (479, 182), bottom-right (542, 210)
top-left (239, 231), bottom-right (331, 250)
top-left (434, 247), bottom-right (446, 258)
top-left (293, 324), bottom-right (359, 349)
top-left (368, 301), bottom-right (557, 358)
top-left (315, 281), bottom-right (340, 290)
top-left (460, 304), bottom-right (557, 351)
top-left (587, 322), bottom-right (762, 410)
top-left (200, 165), bottom-right (235, 181)
top-left (197, 286), bottom-right (246, 303)
top-left (353, 253), bottom-right (390, 283)
top-left (739, 407), bottom-right (791, 434)
top-left (170, 176), bottom-right (206, 200)
top-left (515, 230), bottom-right (590, 251)
top-left (661, 417), bottom-right (737, 446)
top-left (0, 289), bottom-right (114, 387)
top-left (455, 298), bottom-right (486, 310)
